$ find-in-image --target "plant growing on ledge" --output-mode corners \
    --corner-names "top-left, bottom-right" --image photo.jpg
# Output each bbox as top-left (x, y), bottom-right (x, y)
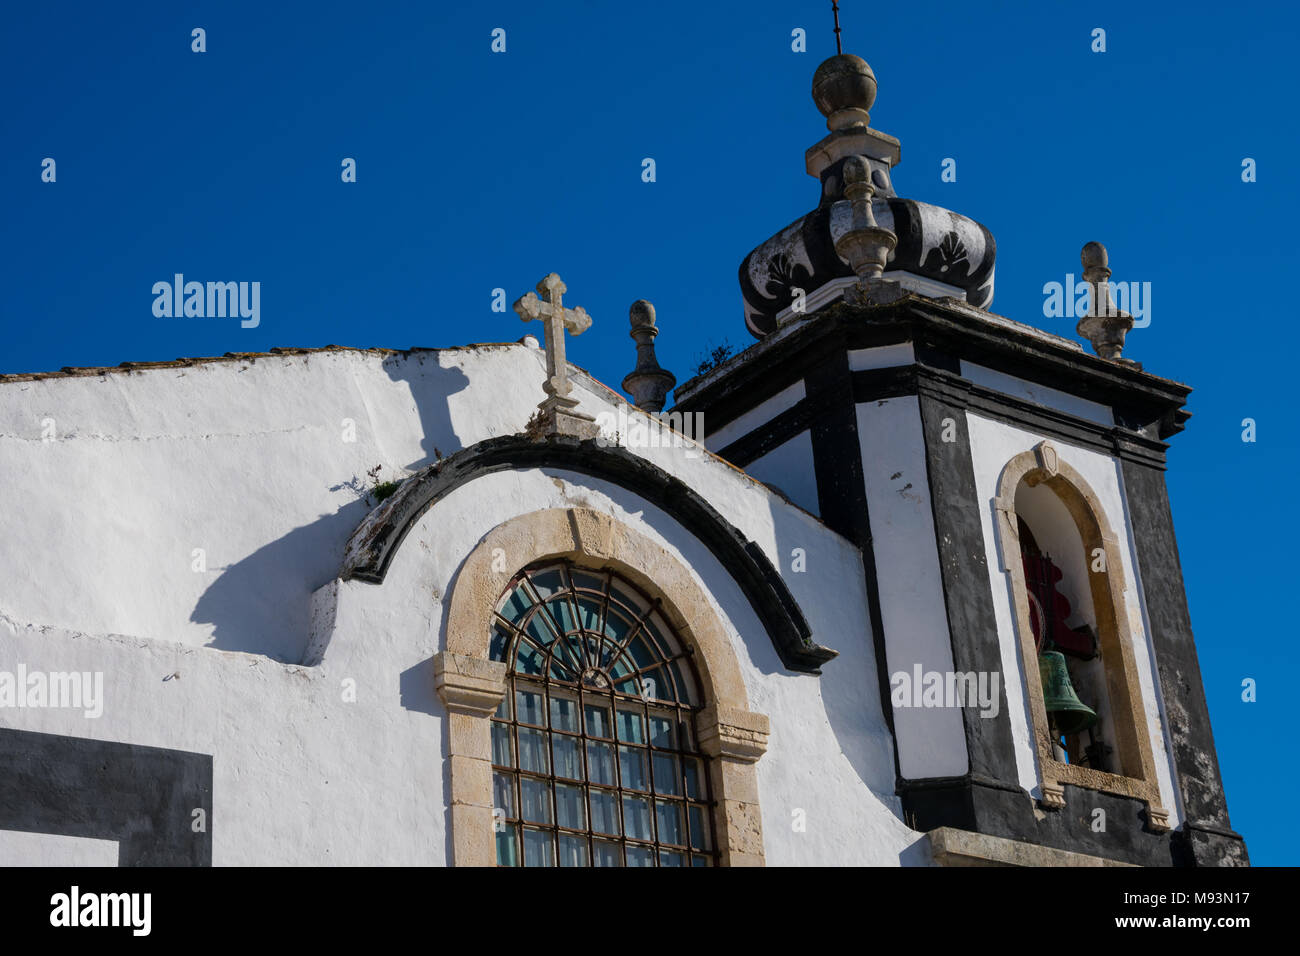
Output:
top-left (693, 340), bottom-right (733, 377)
top-left (366, 464), bottom-right (403, 505)
top-left (523, 409), bottom-right (547, 440)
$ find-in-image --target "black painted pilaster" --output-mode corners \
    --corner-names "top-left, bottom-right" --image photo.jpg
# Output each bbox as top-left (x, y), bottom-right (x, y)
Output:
top-left (913, 383), bottom-right (1020, 788)
top-left (802, 344), bottom-right (901, 765)
top-left (1120, 461), bottom-right (1249, 866)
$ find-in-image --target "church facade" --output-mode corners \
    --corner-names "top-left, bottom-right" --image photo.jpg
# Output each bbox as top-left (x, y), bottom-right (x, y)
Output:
top-left (0, 52), bottom-right (1246, 867)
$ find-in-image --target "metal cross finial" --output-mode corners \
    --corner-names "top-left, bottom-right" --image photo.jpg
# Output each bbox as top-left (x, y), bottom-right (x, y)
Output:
top-left (832, 1), bottom-right (843, 55)
top-left (513, 272), bottom-right (598, 437)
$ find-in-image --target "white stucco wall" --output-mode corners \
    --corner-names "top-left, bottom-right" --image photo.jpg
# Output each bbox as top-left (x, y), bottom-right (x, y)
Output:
top-left (855, 396), bottom-right (968, 780)
top-left (0, 344), bottom-right (922, 865)
top-left (964, 412), bottom-right (1182, 826)
top-left (742, 430), bottom-right (820, 517)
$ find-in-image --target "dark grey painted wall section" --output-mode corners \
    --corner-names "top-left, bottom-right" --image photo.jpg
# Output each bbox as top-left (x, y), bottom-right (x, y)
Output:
top-left (1120, 461), bottom-right (1249, 866)
top-left (0, 729), bottom-right (212, 866)
top-left (915, 388), bottom-right (1019, 787)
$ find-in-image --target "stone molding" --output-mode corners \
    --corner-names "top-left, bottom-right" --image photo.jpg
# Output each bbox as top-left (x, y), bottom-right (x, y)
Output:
top-left (994, 442), bottom-right (1170, 830)
top-left (926, 827), bottom-right (1138, 867)
top-left (438, 506), bottom-right (771, 866)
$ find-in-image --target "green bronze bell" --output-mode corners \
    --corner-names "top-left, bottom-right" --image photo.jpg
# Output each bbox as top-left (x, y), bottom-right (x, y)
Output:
top-left (1038, 650), bottom-right (1098, 736)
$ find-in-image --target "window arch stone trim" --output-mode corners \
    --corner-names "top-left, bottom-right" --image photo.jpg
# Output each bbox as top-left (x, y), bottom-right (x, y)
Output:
top-left (435, 506), bottom-right (770, 866)
top-left (993, 441), bottom-right (1170, 831)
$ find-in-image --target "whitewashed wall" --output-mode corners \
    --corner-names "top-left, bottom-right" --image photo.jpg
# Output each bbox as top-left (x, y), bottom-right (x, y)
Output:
top-left (0, 343), bottom-right (922, 865)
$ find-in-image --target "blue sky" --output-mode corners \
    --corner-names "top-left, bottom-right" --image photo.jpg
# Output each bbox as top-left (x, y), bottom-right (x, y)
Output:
top-left (2, 1), bottom-right (1295, 864)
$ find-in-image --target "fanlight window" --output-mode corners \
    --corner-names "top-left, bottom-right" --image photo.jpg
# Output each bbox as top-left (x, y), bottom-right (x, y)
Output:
top-left (489, 561), bottom-right (716, 867)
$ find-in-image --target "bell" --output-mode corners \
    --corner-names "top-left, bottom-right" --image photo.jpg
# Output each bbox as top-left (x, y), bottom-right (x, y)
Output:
top-left (1038, 651), bottom-right (1098, 736)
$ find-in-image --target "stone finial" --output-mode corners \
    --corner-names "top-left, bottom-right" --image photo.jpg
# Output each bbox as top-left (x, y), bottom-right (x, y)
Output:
top-left (812, 54), bottom-right (877, 131)
top-left (621, 299), bottom-right (676, 413)
top-left (1075, 242), bottom-right (1133, 360)
top-left (833, 156), bottom-right (898, 289)
top-left (513, 272), bottom-right (599, 438)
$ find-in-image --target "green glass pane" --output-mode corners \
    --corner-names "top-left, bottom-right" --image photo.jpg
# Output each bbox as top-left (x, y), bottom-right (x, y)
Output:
top-left (599, 638), bottom-right (622, 672)
top-left (490, 622), bottom-right (512, 662)
top-left (491, 722), bottom-right (514, 768)
top-left (514, 639), bottom-right (546, 676)
top-left (616, 708), bottom-right (645, 744)
top-left (558, 833), bottom-right (588, 867)
top-left (524, 609), bottom-right (557, 647)
top-left (498, 587), bottom-right (533, 625)
top-left (520, 777), bottom-right (552, 824)
top-left (584, 703), bottom-right (611, 739)
top-left (496, 823), bottom-right (519, 866)
top-left (516, 689), bottom-right (545, 726)
top-left (639, 667), bottom-right (669, 702)
top-left (656, 800), bottom-right (684, 845)
top-left (643, 616), bottom-right (678, 657)
top-left (604, 608), bottom-right (634, 645)
top-left (622, 795), bottom-right (652, 841)
top-left (549, 655), bottom-right (576, 681)
top-left (518, 728), bottom-right (549, 774)
top-left (549, 597), bottom-right (577, 635)
top-left (649, 714), bottom-right (676, 748)
top-left (626, 635), bottom-right (658, 671)
top-left (683, 758), bottom-right (702, 799)
top-left (522, 827), bottom-right (555, 867)
top-left (553, 735), bottom-right (582, 779)
top-left (619, 745), bottom-right (648, 791)
top-left (529, 569), bottom-right (563, 599)
top-left (571, 571), bottom-right (604, 593)
top-left (653, 752), bottom-right (679, 794)
top-left (625, 844), bottom-right (655, 867)
top-left (659, 850), bottom-right (686, 867)
top-left (550, 696), bottom-right (579, 732)
top-left (609, 653), bottom-right (634, 682)
top-left (610, 586), bottom-right (642, 617)
top-left (590, 789), bottom-right (620, 835)
top-left (691, 855), bottom-right (711, 867)
top-left (555, 783), bottom-right (586, 830)
top-left (591, 840), bottom-right (622, 867)
top-left (668, 660), bottom-right (697, 705)
top-left (688, 804), bottom-right (712, 851)
top-left (586, 741), bottom-right (616, 786)
top-left (493, 773), bottom-right (515, 820)
top-left (577, 596), bottom-right (602, 631)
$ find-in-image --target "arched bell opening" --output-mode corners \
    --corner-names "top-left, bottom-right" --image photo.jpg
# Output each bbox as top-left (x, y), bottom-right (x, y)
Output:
top-left (993, 442), bottom-right (1169, 827)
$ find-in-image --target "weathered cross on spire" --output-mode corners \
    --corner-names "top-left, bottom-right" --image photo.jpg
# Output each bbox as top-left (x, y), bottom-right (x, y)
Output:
top-left (513, 272), bottom-right (599, 437)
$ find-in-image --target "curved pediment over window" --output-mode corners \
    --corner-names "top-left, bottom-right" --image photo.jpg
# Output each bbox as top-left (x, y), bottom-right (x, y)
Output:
top-left (339, 433), bottom-right (836, 674)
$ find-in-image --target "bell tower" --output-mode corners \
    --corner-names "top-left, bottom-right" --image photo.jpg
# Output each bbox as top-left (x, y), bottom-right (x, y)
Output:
top-left (670, 48), bottom-right (1247, 866)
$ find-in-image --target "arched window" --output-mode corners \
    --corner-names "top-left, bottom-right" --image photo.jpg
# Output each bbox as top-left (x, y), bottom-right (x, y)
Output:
top-left (488, 560), bottom-right (717, 867)
top-left (994, 442), bottom-right (1169, 830)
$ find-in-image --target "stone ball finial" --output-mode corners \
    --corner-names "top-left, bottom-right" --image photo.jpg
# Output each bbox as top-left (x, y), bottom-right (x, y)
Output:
top-left (812, 54), bottom-right (877, 131)
top-left (1081, 241), bottom-right (1109, 272)
top-left (622, 299), bottom-right (675, 413)
top-left (629, 299), bottom-right (656, 330)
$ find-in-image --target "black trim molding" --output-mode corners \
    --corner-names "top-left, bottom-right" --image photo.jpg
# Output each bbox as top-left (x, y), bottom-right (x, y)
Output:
top-left (341, 434), bottom-right (837, 674)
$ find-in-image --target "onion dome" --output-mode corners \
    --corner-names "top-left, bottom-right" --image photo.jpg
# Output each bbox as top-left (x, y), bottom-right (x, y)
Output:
top-left (739, 53), bottom-right (996, 338)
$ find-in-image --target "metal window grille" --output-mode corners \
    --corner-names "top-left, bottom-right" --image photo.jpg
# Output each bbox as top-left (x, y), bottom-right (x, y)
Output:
top-left (489, 560), bottom-right (718, 867)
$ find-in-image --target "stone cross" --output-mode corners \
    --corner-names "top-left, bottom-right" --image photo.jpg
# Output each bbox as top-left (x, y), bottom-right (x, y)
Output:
top-left (513, 273), bottom-right (599, 437)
